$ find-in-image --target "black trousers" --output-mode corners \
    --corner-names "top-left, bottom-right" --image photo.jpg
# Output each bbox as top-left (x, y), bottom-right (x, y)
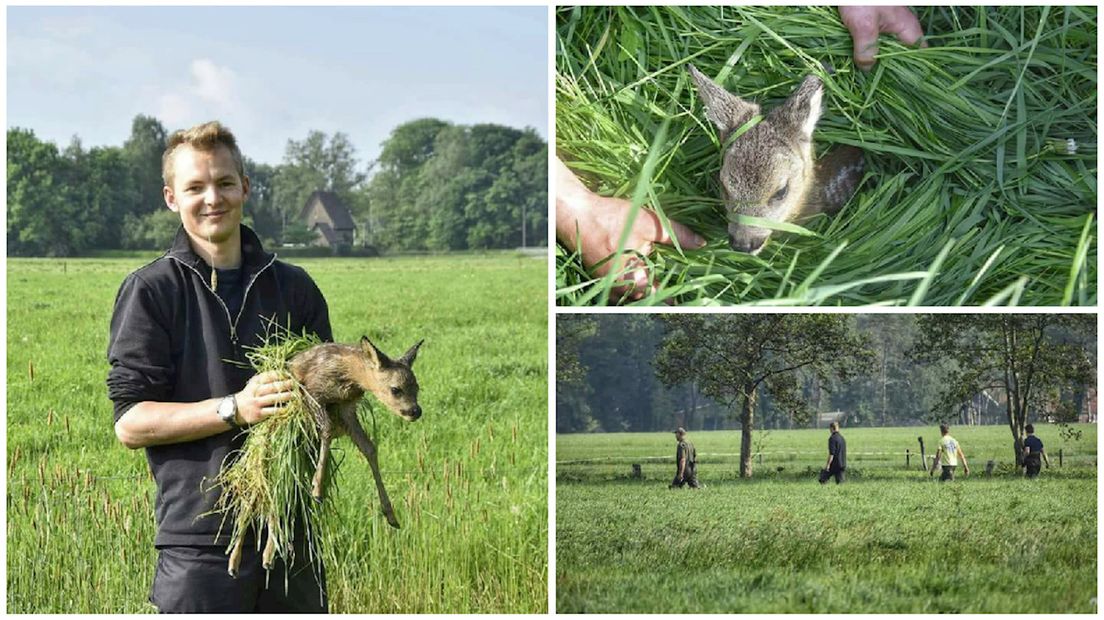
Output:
top-left (671, 466), bottom-right (700, 488)
top-left (150, 541), bottom-right (327, 613)
top-left (940, 465), bottom-right (957, 481)
top-left (819, 468), bottom-right (845, 484)
top-left (1025, 456), bottom-right (1042, 478)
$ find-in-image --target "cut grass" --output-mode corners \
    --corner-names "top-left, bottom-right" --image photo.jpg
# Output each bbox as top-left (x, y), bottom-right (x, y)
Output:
top-left (556, 6), bottom-right (1097, 305)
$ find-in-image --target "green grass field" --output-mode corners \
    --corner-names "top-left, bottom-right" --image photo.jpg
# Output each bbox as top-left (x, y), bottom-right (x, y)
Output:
top-left (556, 6), bottom-right (1097, 305)
top-left (7, 253), bottom-right (548, 613)
top-left (557, 425), bottom-right (1097, 613)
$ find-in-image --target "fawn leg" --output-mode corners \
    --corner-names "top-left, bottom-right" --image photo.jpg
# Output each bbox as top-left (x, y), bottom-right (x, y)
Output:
top-left (228, 534), bottom-right (245, 578)
top-left (262, 516), bottom-right (278, 571)
top-left (312, 411), bottom-right (334, 501)
top-left (337, 404), bottom-right (400, 528)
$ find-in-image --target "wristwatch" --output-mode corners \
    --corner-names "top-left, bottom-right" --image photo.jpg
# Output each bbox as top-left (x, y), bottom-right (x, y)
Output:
top-left (218, 395), bottom-right (242, 430)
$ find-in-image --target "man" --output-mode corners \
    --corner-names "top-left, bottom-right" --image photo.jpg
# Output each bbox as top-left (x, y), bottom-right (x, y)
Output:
top-left (1022, 424), bottom-right (1050, 478)
top-left (819, 421), bottom-right (847, 484)
top-left (108, 121), bottom-right (332, 613)
top-left (670, 427), bottom-right (700, 489)
top-left (929, 423), bottom-right (970, 481)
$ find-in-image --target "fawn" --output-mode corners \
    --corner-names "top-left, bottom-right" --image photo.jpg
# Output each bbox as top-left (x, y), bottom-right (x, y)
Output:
top-left (227, 336), bottom-right (423, 577)
top-left (688, 65), bottom-right (865, 254)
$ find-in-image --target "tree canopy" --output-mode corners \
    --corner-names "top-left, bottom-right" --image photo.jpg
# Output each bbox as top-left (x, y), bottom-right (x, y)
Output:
top-left (7, 115), bottom-right (546, 256)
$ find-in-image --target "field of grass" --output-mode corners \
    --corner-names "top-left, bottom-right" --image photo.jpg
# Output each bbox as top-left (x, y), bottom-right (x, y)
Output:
top-left (7, 253), bottom-right (548, 613)
top-left (556, 6), bottom-right (1097, 305)
top-left (557, 425), bottom-right (1097, 613)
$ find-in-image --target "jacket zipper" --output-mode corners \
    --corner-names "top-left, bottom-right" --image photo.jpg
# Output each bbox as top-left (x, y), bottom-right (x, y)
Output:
top-left (168, 254), bottom-right (277, 345)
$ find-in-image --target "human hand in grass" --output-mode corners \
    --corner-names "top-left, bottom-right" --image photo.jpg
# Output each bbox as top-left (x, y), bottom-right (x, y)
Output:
top-left (235, 370), bottom-right (296, 425)
top-left (838, 7), bottom-right (926, 72)
top-left (556, 157), bottom-right (706, 301)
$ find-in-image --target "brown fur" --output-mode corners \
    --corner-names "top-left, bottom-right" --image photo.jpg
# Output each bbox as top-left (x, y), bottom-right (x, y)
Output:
top-left (688, 65), bottom-right (865, 254)
top-left (226, 336), bottom-right (423, 577)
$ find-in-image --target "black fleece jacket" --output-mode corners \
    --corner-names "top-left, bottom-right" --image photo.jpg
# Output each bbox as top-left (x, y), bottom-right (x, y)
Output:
top-left (107, 225), bottom-right (332, 546)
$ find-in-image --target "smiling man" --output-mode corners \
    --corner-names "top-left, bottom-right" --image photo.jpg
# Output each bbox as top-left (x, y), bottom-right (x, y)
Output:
top-left (107, 121), bottom-right (333, 612)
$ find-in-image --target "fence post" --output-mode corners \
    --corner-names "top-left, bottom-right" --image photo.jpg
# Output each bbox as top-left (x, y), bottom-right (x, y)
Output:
top-left (917, 436), bottom-right (926, 470)
top-left (758, 452), bottom-right (762, 466)
top-left (1059, 449), bottom-right (1063, 467)
top-left (906, 449), bottom-right (910, 469)
top-left (985, 460), bottom-right (995, 476)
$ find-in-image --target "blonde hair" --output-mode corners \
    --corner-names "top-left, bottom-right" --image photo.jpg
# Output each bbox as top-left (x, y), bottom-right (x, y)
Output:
top-left (161, 121), bottom-right (245, 187)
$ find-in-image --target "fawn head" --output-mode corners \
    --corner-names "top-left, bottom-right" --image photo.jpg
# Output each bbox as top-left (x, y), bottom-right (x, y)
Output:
top-left (689, 65), bottom-right (824, 254)
top-left (360, 336), bottom-right (423, 421)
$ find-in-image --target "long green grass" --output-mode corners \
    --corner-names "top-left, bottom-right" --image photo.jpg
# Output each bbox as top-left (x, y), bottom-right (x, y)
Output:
top-left (556, 6), bottom-right (1097, 305)
top-left (7, 253), bottom-right (547, 613)
top-left (556, 425), bottom-right (1097, 612)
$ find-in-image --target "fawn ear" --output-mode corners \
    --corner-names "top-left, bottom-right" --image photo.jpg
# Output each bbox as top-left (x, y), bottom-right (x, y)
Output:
top-left (360, 336), bottom-right (393, 369)
top-left (769, 75), bottom-right (823, 142)
top-left (688, 64), bottom-right (761, 142)
top-left (398, 339), bottom-right (424, 367)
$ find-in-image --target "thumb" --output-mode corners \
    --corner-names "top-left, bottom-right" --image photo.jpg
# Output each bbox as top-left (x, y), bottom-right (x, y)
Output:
top-left (641, 210), bottom-right (706, 249)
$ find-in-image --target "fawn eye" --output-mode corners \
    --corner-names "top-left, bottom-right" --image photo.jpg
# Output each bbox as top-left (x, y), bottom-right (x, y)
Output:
top-left (390, 387), bottom-right (403, 397)
top-left (770, 183), bottom-right (789, 204)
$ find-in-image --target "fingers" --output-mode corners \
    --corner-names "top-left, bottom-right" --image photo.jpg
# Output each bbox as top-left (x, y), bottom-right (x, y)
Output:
top-left (639, 209), bottom-right (707, 249)
top-left (840, 6), bottom-right (926, 72)
top-left (881, 7), bottom-right (925, 47)
top-left (839, 7), bottom-right (880, 72)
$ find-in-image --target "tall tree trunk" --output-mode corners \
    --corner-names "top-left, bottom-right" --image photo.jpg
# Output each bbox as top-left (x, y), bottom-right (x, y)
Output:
top-left (739, 386), bottom-right (757, 478)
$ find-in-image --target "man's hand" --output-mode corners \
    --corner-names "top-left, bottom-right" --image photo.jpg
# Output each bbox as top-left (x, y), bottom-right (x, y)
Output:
top-left (235, 370), bottom-right (296, 425)
top-left (838, 7), bottom-right (926, 72)
top-left (963, 465), bottom-right (970, 477)
top-left (556, 157), bottom-right (706, 302)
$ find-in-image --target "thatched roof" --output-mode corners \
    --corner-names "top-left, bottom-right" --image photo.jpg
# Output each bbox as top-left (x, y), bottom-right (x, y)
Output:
top-left (299, 190), bottom-right (355, 230)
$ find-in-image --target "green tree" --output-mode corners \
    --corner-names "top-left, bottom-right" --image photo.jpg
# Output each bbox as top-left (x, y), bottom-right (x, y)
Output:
top-left (122, 115), bottom-right (168, 216)
top-left (272, 130), bottom-right (367, 241)
top-left (913, 314), bottom-right (1096, 465)
top-left (656, 315), bottom-right (873, 477)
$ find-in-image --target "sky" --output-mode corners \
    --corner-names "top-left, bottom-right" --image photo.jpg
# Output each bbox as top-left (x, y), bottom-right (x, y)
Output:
top-left (7, 6), bottom-right (548, 166)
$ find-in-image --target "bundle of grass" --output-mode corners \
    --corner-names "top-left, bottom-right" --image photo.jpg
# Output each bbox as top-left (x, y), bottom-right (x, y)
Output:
top-left (209, 331), bottom-right (331, 593)
top-left (556, 6), bottom-right (1096, 305)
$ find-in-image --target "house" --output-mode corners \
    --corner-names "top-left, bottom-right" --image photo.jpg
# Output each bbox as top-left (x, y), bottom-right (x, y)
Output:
top-left (298, 190), bottom-right (356, 249)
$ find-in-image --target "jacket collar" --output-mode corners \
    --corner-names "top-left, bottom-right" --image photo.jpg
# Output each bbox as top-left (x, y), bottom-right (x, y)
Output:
top-left (166, 224), bottom-right (275, 275)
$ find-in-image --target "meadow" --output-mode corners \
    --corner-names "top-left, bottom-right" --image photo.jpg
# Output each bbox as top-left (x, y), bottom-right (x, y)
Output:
top-left (7, 253), bottom-right (548, 613)
top-left (557, 425), bottom-right (1097, 613)
top-left (556, 6), bottom-right (1097, 305)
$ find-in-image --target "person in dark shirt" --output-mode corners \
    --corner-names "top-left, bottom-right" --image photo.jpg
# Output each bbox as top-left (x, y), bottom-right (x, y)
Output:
top-left (670, 427), bottom-right (700, 489)
top-left (819, 421), bottom-right (847, 484)
top-left (108, 121), bottom-right (332, 613)
top-left (1022, 424), bottom-right (1050, 478)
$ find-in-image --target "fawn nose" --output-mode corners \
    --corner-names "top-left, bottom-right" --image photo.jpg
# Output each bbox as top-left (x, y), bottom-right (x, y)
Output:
top-left (728, 223), bottom-right (770, 255)
top-left (406, 405), bottom-right (422, 420)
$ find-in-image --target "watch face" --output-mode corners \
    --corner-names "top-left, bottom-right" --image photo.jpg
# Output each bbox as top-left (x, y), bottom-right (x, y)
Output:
top-left (219, 397), bottom-right (235, 422)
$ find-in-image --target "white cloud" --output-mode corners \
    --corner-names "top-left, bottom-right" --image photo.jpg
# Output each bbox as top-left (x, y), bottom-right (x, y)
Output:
top-left (191, 58), bottom-right (238, 108)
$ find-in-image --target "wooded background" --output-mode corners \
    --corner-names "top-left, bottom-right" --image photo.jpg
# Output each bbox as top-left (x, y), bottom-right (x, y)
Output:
top-left (7, 115), bottom-right (547, 256)
top-left (557, 314), bottom-right (1096, 435)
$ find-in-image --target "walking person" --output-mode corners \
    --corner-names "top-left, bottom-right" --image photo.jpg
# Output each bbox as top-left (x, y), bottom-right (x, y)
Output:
top-left (670, 428), bottom-right (700, 488)
top-left (819, 421), bottom-right (847, 484)
top-left (108, 121), bottom-right (333, 613)
top-left (1022, 424), bottom-right (1051, 478)
top-left (929, 424), bottom-right (970, 481)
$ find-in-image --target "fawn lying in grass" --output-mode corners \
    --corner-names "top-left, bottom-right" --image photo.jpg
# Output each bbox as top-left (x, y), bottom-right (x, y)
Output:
top-left (688, 65), bottom-right (865, 254)
top-left (226, 336), bottom-right (423, 577)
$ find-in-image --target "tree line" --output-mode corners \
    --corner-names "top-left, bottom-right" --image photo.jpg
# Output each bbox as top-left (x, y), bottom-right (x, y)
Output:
top-left (557, 314), bottom-right (1096, 473)
top-left (7, 115), bottom-right (547, 256)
